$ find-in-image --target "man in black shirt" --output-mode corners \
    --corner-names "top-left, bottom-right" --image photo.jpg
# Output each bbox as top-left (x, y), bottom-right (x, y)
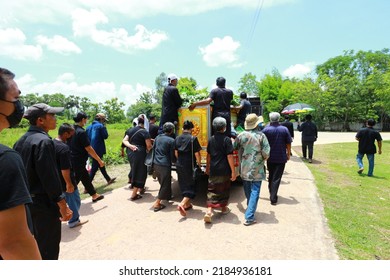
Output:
top-left (54, 123), bottom-right (88, 228)
top-left (189, 76), bottom-right (233, 137)
top-left (235, 92), bottom-right (251, 129)
top-left (355, 119), bottom-right (382, 176)
top-left (14, 103), bottom-right (72, 259)
top-left (281, 115), bottom-right (294, 139)
top-left (148, 114), bottom-right (159, 141)
top-left (0, 67), bottom-right (41, 259)
top-left (159, 73), bottom-right (182, 135)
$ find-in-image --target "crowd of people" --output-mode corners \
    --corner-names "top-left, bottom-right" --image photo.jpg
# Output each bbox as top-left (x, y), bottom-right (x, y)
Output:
top-left (0, 68), bottom-right (384, 260)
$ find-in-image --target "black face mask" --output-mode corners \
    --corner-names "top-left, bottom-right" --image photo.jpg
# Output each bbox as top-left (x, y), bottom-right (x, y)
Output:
top-left (0, 99), bottom-right (25, 128)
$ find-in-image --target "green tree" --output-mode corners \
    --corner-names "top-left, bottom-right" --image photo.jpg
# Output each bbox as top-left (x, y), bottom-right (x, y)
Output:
top-left (316, 49), bottom-right (390, 130)
top-left (238, 72), bottom-right (260, 97)
top-left (101, 97), bottom-right (126, 123)
top-left (258, 69), bottom-right (283, 119)
top-left (153, 72), bottom-right (167, 104)
top-left (20, 93), bottom-right (42, 107)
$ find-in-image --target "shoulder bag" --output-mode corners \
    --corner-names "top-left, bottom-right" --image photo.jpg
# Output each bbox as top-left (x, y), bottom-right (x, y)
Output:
top-left (191, 136), bottom-right (203, 181)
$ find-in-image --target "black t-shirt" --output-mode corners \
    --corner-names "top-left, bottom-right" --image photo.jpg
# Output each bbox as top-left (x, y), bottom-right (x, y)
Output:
top-left (53, 139), bottom-right (77, 191)
top-left (125, 126), bottom-right (151, 147)
top-left (207, 132), bottom-right (234, 176)
top-left (13, 126), bottom-right (64, 203)
top-left (210, 87), bottom-right (233, 117)
top-left (69, 125), bottom-right (91, 163)
top-left (174, 132), bottom-right (202, 168)
top-left (281, 121), bottom-right (294, 138)
top-left (149, 123), bottom-right (159, 140)
top-left (356, 127), bottom-right (382, 154)
top-left (0, 144), bottom-right (32, 211)
top-left (153, 134), bottom-right (175, 167)
top-left (237, 99), bottom-right (252, 125)
top-left (160, 84), bottom-right (183, 124)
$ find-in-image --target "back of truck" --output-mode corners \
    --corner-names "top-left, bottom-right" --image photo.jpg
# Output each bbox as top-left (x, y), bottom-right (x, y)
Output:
top-left (177, 106), bottom-right (239, 175)
top-left (177, 105), bottom-right (211, 165)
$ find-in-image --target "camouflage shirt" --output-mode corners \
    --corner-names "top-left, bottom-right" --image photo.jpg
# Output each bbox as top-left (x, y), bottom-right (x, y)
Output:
top-left (234, 130), bottom-right (270, 181)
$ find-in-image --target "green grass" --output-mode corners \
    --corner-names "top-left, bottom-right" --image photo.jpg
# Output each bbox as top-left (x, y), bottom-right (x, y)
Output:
top-left (295, 141), bottom-right (390, 260)
top-left (0, 123), bottom-right (130, 165)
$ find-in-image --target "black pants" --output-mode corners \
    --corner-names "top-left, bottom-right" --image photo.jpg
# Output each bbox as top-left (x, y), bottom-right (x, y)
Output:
top-left (73, 162), bottom-right (97, 196)
top-left (302, 141), bottom-right (314, 159)
top-left (29, 196), bottom-right (61, 260)
top-left (267, 162), bottom-right (286, 203)
top-left (90, 156), bottom-right (111, 182)
top-left (154, 164), bottom-right (172, 200)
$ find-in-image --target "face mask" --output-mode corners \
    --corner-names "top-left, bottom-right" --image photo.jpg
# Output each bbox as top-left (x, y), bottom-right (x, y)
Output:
top-left (0, 99), bottom-right (25, 128)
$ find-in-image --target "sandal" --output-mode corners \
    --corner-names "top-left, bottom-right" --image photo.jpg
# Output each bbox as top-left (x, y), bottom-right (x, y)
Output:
top-left (130, 194), bottom-right (142, 201)
top-left (139, 187), bottom-right (147, 194)
top-left (177, 205), bottom-right (187, 217)
top-left (184, 204), bottom-right (193, 211)
top-left (221, 207), bottom-right (231, 215)
top-left (203, 213), bottom-right (212, 223)
top-left (153, 204), bottom-right (166, 212)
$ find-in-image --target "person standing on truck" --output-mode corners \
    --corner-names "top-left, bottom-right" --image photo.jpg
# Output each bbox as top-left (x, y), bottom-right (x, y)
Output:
top-left (189, 76), bottom-right (233, 137)
top-left (159, 73), bottom-right (182, 136)
top-left (235, 92), bottom-right (252, 129)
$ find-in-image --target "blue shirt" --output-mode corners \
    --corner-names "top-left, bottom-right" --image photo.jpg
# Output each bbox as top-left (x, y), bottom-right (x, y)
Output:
top-left (262, 123), bottom-right (292, 163)
top-left (86, 121), bottom-right (108, 156)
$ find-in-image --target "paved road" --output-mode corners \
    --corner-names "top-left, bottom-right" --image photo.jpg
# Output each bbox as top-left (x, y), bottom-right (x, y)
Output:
top-left (59, 132), bottom-right (389, 260)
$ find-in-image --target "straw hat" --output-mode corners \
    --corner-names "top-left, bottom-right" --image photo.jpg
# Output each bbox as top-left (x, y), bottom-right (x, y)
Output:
top-left (244, 113), bottom-right (263, 130)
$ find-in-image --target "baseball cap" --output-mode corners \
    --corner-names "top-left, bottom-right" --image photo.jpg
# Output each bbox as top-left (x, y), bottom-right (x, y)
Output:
top-left (96, 113), bottom-right (108, 121)
top-left (167, 73), bottom-right (178, 81)
top-left (24, 103), bottom-right (64, 120)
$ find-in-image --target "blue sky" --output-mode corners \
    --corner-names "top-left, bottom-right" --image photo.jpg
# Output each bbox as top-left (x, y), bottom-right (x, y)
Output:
top-left (1, 0), bottom-right (389, 106)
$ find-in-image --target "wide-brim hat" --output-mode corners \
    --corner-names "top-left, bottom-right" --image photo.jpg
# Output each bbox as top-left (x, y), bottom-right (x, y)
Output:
top-left (244, 113), bottom-right (263, 130)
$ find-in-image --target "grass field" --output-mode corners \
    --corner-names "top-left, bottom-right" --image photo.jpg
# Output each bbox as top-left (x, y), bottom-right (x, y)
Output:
top-left (295, 141), bottom-right (390, 260)
top-left (0, 123), bottom-right (130, 165)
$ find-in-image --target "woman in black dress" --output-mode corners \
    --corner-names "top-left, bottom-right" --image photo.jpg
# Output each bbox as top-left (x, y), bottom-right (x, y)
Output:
top-left (174, 120), bottom-right (202, 217)
top-left (122, 115), bottom-right (152, 200)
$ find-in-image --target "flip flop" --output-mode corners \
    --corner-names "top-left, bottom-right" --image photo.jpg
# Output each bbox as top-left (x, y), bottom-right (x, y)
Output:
top-left (221, 207), bottom-right (231, 215)
top-left (130, 194), bottom-right (142, 201)
top-left (140, 187), bottom-right (147, 194)
top-left (153, 204), bottom-right (166, 212)
top-left (177, 205), bottom-right (187, 217)
top-left (184, 204), bottom-right (193, 211)
top-left (92, 195), bottom-right (104, 203)
top-left (203, 213), bottom-right (212, 223)
top-left (69, 219), bottom-right (89, 228)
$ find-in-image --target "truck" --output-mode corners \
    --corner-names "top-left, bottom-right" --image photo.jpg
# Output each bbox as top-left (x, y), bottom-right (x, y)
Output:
top-left (177, 96), bottom-right (262, 166)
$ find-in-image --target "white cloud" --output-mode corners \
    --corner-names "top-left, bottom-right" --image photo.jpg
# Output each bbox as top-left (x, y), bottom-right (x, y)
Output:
top-left (0, 28), bottom-right (42, 60)
top-left (119, 84), bottom-right (153, 105)
top-left (199, 36), bottom-right (244, 68)
top-left (16, 73), bottom-right (151, 106)
top-left (0, 0), bottom-right (295, 25)
top-left (57, 73), bottom-right (76, 82)
top-left (282, 62), bottom-right (316, 78)
top-left (36, 35), bottom-right (81, 55)
top-left (72, 8), bottom-right (168, 53)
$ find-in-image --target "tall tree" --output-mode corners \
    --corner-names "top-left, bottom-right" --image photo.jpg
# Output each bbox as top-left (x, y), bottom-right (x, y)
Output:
top-left (238, 72), bottom-right (260, 97)
top-left (101, 97), bottom-right (126, 123)
top-left (258, 69), bottom-right (283, 119)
